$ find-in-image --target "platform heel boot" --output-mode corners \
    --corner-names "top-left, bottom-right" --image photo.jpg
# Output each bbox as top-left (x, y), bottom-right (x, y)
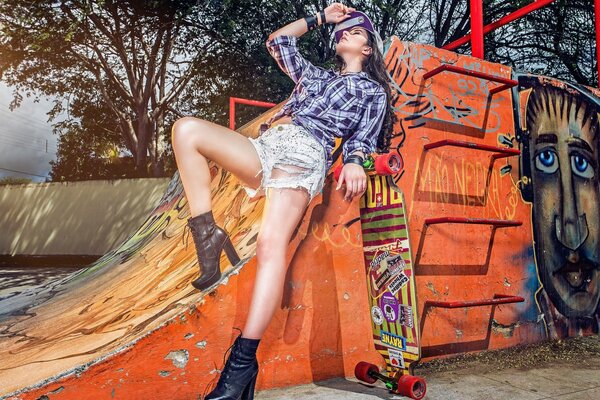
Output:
top-left (183, 210), bottom-right (241, 290)
top-left (204, 332), bottom-right (260, 400)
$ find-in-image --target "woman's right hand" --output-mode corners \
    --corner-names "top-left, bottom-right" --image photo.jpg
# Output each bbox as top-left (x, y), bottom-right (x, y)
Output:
top-left (323, 3), bottom-right (356, 24)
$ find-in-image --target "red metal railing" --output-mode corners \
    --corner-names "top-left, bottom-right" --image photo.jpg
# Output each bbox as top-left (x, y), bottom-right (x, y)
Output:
top-left (425, 294), bottom-right (525, 309)
top-left (443, 0), bottom-right (598, 87)
top-left (422, 64), bottom-right (517, 95)
top-left (424, 139), bottom-right (520, 159)
top-left (469, 0), bottom-right (484, 58)
top-left (444, 1), bottom-right (556, 59)
top-left (420, 294), bottom-right (525, 357)
top-left (424, 217), bottom-right (522, 227)
top-left (229, 97), bottom-right (276, 130)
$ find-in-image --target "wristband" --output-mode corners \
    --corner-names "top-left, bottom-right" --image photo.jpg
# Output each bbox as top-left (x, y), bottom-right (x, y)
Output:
top-left (344, 154), bottom-right (365, 166)
top-left (320, 11), bottom-right (326, 25)
top-left (346, 153), bottom-right (365, 163)
top-left (304, 15), bottom-right (317, 31)
top-left (344, 157), bottom-right (364, 167)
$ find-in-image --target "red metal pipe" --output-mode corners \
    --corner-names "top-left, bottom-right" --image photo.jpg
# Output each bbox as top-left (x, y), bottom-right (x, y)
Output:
top-left (469, 0), bottom-right (484, 58)
top-left (596, 0), bottom-right (600, 88)
top-left (445, 0), bottom-right (556, 52)
top-left (425, 294), bottom-right (525, 309)
top-left (424, 139), bottom-right (521, 158)
top-left (424, 217), bottom-right (522, 227)
top-left (422, 64), bottom-right (517, 95)
top-left (229, 97), bottom-right (277, 130)
top-left (229, 97), bottom-right (235, 131)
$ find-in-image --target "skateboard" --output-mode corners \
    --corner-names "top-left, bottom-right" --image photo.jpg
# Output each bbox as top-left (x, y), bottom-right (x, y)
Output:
top-left (335, 152), bottom-right (426, 399)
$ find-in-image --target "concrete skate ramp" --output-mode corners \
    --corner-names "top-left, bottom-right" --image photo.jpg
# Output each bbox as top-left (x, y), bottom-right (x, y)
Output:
top-left (3, 34), bottom-right (599, 399)
top-left (0, 101), bottom-right (380, 399)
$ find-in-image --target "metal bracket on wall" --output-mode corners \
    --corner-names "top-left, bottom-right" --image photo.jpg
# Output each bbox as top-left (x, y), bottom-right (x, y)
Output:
top-left (422, 64), bottom-right (517, 95)
top-left (424, 217), bottom-right (522, 228)
top-left (424, 139), bottom-right (520, 160)
top-left (425, 294), bottom-right (525, 309)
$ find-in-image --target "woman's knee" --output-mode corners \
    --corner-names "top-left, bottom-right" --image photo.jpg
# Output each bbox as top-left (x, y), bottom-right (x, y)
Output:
top-left (171, 117), bottom-right (206, 145)
top-left (256, 231), bottom-right (287, 262)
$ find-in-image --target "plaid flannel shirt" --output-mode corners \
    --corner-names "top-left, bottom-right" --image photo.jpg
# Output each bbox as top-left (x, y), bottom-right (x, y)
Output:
top-left (263, 34), bottom-right (387, 171)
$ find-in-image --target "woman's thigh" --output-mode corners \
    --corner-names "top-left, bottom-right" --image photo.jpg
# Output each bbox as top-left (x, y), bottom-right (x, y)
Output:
top-left (171, 117), bottom-right (263, 191)
top-left (257, 186), bottom-right (310, 257)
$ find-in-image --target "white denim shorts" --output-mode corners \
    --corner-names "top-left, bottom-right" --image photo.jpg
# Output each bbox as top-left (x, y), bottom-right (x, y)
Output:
top-left (243, 123), bottom-right (327, 202)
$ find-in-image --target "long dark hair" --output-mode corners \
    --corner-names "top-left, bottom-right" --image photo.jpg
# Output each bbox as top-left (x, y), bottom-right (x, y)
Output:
top-left (333, 30), bottom-right (396, 153)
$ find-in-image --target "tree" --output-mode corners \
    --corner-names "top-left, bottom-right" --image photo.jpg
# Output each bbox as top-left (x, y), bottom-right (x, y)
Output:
top-left (0, 0), bottom-right (215, 177)
top-left (425, 0), bottom-right (596, 87)
top-left (48, 87), bottom-right (136, 181)
top-left (1, 0), bottom-right (593, 183)
top-left (0, 176), bottom-right (32, 185)
top-left (487, 0), bottom-right (596, 87)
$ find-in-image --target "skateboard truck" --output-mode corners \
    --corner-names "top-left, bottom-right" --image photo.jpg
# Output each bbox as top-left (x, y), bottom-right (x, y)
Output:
top-left (355, 361), bottom-right (426, 399)
top-left (333, 152), bottom-right (403, 182)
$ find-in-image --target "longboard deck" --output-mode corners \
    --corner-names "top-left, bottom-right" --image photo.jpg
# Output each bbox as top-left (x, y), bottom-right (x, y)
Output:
top-left (359, 174), bottom-right (421, 376)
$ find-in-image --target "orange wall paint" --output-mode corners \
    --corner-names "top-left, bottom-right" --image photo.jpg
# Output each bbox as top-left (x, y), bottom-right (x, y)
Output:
top-left (2, 36), bottom-right (598, 399)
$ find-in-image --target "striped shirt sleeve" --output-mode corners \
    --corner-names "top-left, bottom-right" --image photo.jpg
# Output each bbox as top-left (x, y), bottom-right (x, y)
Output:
top-left (342, 89), bottom-right (387, 161)
top-left (266, 34), bottom-right (316, 83)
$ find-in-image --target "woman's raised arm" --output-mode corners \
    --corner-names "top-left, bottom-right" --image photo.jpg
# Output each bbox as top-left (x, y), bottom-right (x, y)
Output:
top-left (267, 3), bottom-right (355, 41)
top-left (265, 3), bottom-right (356, 83)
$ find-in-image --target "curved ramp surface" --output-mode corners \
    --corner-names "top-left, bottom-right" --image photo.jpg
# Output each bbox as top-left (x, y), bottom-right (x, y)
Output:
top-left (0, 108), bottom-right (379, 399)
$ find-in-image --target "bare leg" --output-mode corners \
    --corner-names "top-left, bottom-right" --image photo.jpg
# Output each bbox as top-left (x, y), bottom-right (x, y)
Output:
top-left (171, 117), bottom-right (263, 217)
top-left (172, 116), bottom-right (312, 338)
top-left (242, 185), bottom-right (310, 339)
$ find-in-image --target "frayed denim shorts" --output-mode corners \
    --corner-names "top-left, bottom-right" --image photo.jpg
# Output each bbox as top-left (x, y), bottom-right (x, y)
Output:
top-left (243, 123), bottom-right (327, 202)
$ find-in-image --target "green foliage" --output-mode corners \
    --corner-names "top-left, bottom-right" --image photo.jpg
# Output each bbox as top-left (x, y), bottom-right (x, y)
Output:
top-left (0, 0), bottom-right (594, 183)
top-left (429, 0), bottom-right (596, 87)
top-left (0, 176), bottom-right (33, 185)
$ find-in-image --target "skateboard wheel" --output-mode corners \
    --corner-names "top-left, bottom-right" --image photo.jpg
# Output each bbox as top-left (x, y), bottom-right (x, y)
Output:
top-left (354, 361), bottom-right (378, 384)
top-left (374, 153), bottom-right (403, 175)
top-left (396, 375), bottom-right (426, 399)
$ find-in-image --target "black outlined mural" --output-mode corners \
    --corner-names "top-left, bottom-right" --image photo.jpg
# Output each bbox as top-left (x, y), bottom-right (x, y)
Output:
top-left (514, 74), bottom-right (600, 338)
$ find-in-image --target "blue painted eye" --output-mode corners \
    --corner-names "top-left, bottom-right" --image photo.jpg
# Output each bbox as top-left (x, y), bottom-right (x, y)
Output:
top-left (535, 150), bottom-right (558, 173)
top-left (571, 154), bottom-right (594, 178)
top-left (538, 150), bottom-right (554, 166)
top-left (573, 155), bottom-right (587, 171)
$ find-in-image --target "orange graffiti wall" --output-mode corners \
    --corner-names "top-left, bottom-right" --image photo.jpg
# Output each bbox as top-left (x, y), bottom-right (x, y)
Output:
top-left (386, 39), bottom-right (539, 357)
top-left (0, 36), bottom-right (598, 399)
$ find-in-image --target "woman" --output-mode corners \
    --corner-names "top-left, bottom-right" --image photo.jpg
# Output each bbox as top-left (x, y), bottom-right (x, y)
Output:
top-left (171, 3), bottom-right (395, 399)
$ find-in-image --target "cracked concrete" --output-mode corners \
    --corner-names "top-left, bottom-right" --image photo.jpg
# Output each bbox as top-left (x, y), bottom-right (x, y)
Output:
top-left (256, 336), bottom-right (600, 399)
top-left (256, 359), bottom-right (599, 399)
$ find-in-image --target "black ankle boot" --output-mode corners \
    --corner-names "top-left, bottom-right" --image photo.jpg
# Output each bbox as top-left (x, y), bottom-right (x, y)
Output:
top-left (183, 210), bottom-right (241, 290)
top-left (204, 332), bottom-right (260, 400)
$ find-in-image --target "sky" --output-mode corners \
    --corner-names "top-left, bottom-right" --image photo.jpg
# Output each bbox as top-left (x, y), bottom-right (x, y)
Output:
top-left (0, 83), bottom-right (59, 182)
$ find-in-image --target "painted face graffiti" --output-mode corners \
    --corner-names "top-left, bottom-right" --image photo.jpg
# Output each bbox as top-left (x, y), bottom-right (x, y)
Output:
top-left (524, 84), bottom-right (600, 318)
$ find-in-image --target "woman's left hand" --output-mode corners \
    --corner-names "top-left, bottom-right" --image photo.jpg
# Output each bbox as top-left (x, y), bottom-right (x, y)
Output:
top-left (336, 163), bottom-right (367, 201)
top-left (324, 3), bottom-right (356, 24)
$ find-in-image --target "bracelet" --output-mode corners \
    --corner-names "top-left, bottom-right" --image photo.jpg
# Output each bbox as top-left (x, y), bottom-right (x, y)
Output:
top-left (344, 154), bottom-right (365, 166)
top-left (320, 11), bottom-right (326, 25)
top-left (347, 153), bottom-right (365, 163)
top-left (304, 15), bottom-right (317, 31)
top-left (344, 157), bottom-right (364, 167)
